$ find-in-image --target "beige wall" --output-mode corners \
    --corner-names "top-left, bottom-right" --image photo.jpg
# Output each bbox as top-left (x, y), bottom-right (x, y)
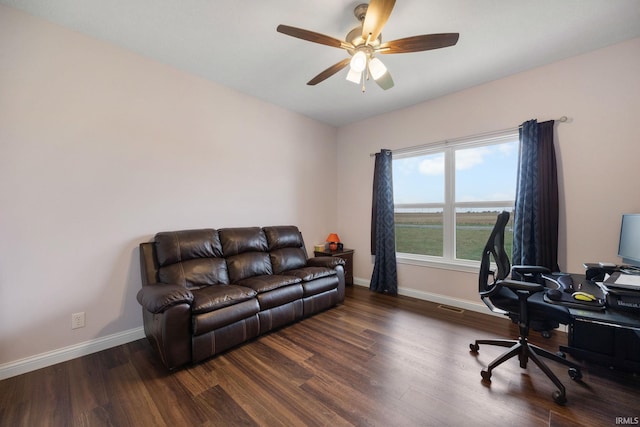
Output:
top-left (0, 6), bottom-right (338, 366)
top-left (336, 37), bottom-right (640, 307)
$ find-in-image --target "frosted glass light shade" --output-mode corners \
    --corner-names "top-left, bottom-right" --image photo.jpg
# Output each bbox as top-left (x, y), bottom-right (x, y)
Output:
top-left (346, 68), bottom-right (362, 84)
top-left (369, 57), bottom-right (387, 80)
top-left (350, 51), bottom-right (367, 73)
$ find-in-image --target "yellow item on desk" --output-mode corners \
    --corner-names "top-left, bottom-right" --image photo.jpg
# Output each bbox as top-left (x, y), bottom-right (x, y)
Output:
top-left (572, 291), bottom-right (596, 302)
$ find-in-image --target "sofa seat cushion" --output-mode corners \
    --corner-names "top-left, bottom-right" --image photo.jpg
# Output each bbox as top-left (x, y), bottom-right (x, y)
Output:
top-left (236, 274), bottom-right (301, 294)
top-left (192, 299), bottom-right (260, 336)
top-left (300, 275), bottom-right (339, 297)
top-left (282, 266), bottom-right (336, 282)
top-left (191, 285), bottom-right (257, 314)
top-left (256, 283), bottom-right (304, 310)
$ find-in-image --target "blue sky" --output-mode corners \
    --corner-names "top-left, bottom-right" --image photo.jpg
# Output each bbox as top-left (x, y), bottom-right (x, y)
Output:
top-left (392, 140), bottom-right (519, 205)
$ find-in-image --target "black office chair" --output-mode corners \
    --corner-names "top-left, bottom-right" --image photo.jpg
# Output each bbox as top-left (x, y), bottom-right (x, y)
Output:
top-left (469, 211), bottom-right (582, 405)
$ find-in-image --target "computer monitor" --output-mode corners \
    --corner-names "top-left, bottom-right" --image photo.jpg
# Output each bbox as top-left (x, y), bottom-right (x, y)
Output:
top-left (618, 214), bottom-right (640, 270)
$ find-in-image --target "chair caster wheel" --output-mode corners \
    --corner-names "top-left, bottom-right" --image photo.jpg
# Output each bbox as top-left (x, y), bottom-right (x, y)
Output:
top-left (556, 351), bottom-right (566, 358)
top-left (481, 370), bottom-right (491, 381)
top-left (569, 367), bottom-right (582, 380)
top-left (552, 390), bottom-right (567, 405)
top-left (470, 343), bottom-right (479, 353)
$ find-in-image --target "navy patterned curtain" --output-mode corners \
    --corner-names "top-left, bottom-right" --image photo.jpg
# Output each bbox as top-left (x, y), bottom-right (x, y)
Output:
top-left (512, 120), bottom-right (560, 271)
top-left (370, 149), bottom-right (398, 294)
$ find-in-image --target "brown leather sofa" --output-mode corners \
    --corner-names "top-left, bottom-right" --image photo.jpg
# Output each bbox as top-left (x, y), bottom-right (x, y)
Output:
top-left (137, 225), bottom-right (346, 369)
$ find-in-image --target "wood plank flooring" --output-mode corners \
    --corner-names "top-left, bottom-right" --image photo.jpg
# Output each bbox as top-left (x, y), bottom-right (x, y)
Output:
top-left (1, 285), bottom-right (639, 426)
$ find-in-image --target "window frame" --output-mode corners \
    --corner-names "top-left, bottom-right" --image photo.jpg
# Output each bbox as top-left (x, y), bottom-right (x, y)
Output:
top-left (393, 130), bottom-right (519, 272)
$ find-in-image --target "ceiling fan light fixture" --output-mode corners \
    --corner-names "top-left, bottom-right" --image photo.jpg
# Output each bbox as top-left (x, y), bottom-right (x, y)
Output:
top-left (368, 57), bottom-right (387, 80)
top-left (346, 67), bottom-right (362, 84)
top-left (350, 50), bottom-right (367, 73)
top-left (277, 1), bottom-right (459, 91)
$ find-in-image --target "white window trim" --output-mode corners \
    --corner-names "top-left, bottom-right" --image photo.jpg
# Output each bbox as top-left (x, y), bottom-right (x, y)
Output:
top-left (393, 130), bottom-right (518, 271)
top-left (396, 252), bottom-right (481, 273)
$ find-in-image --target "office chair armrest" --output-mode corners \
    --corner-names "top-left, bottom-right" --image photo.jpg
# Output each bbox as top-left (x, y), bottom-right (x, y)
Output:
top-left (478, 278), bottom-right (544, 300)
top-left (498, 278), bottom-right (545, 293)
top-left (511, 265), bottom-right (550, 276)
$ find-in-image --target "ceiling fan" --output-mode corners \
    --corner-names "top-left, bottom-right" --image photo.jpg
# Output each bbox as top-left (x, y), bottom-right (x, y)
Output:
top-left (276, 0), bottom-right (459, 92)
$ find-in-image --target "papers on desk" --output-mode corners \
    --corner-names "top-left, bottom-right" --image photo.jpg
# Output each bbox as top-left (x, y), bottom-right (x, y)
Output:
top-left (603, 272), bottom-right (640, 291)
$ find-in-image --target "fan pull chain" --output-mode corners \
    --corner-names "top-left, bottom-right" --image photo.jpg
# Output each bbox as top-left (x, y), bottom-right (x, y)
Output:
top-left (362, 66), bottom-right (372, 92)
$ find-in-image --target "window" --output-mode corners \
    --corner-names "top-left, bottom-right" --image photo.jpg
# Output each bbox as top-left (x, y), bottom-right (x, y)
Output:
top-left (392, 131), bottom-right (519, 269)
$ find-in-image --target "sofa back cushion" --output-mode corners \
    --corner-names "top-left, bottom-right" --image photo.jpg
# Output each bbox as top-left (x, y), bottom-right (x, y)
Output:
top-left (220, 227), bottom-right (272, 282)
top-left (219, 227), bottom-right (268, 256)
top-left (264, 226), bottom-right (307, 274)
top-left (226, 252), bottom-right (273, 283)
top-left (159, 258), bottom-right (230, 289)
top-left (156, 229), bottom-right (223, 265)
top-left (155, 229), bottom-right (229, 289)
top-left (264, 226), bottom-right (305, 250)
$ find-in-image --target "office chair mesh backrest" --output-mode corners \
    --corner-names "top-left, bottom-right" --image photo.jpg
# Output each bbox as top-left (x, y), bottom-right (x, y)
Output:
top-left (478, 211), bottom-right (511, 296)
top-left (471, 210), bottom-right (581, 405)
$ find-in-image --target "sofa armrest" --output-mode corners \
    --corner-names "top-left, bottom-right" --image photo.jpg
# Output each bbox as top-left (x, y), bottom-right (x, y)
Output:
top-left (136, 284), bottom-right (194, 314)
top-left (308, 257), bottom-right (346, 303)
top-left (307, 256), bottom-right (345, 269)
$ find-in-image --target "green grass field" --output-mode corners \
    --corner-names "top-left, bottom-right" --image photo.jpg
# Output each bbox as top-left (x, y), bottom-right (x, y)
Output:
top-left (394, 211), bottom-right (513, 261)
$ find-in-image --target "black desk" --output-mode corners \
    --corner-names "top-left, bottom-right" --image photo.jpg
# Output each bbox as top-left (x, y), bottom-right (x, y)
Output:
top-left (559, 277), bottom-right (640, 373)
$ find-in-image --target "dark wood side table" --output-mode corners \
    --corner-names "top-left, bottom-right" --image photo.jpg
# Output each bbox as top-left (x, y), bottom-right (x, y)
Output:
top-left (314, 248), bottom-right (354, 286)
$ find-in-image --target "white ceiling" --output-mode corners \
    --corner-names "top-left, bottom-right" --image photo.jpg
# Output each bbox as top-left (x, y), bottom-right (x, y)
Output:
top-left (3, 0), bottom-right (640, 127)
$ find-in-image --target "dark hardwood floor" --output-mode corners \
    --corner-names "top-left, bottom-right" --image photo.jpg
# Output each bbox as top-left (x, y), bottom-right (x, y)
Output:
top-left (2, 285), bottom-right (639, 426)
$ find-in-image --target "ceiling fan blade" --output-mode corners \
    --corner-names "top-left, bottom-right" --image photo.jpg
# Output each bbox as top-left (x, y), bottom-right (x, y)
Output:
top-left (362, 0), bottom-right (396, 42)
top-left (307, 58), bottom-right (352, 86)
top-left (378, 33), bottom-right (460, 54)
top-left (277, 25), bottom-right (352, 49)
top-left (374, 70), bottom-right (394, 90)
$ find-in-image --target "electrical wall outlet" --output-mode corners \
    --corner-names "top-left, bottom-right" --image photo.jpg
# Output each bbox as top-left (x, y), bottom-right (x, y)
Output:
top-left (71, 312), bottom-right (85, 329)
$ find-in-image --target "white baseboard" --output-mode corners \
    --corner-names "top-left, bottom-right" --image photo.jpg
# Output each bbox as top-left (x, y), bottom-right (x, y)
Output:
top-left (352, 277), bottom-right (502, 317)
top-left (0, 283), bottom-right (486, 382)
top-left (0, 284), bottom-right (489, 381)
top-left (352, 277), bottom-right (568, 332)
top-left (0, 327), bottom-right (145, 380)
top-left (1, 278), bottom-right (565, 381)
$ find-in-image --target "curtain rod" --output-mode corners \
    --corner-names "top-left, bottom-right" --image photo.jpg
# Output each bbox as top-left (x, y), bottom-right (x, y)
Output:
top-left (369, 116), bottom-right (568, 157)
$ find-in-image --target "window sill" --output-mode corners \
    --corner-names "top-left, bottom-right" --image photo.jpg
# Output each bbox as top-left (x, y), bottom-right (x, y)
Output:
top-left (396, 253), bottom-right (480, 274)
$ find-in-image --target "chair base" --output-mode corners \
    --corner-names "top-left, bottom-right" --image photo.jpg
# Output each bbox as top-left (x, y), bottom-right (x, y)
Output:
top-left (470, 336), bottom-right (583, 405)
